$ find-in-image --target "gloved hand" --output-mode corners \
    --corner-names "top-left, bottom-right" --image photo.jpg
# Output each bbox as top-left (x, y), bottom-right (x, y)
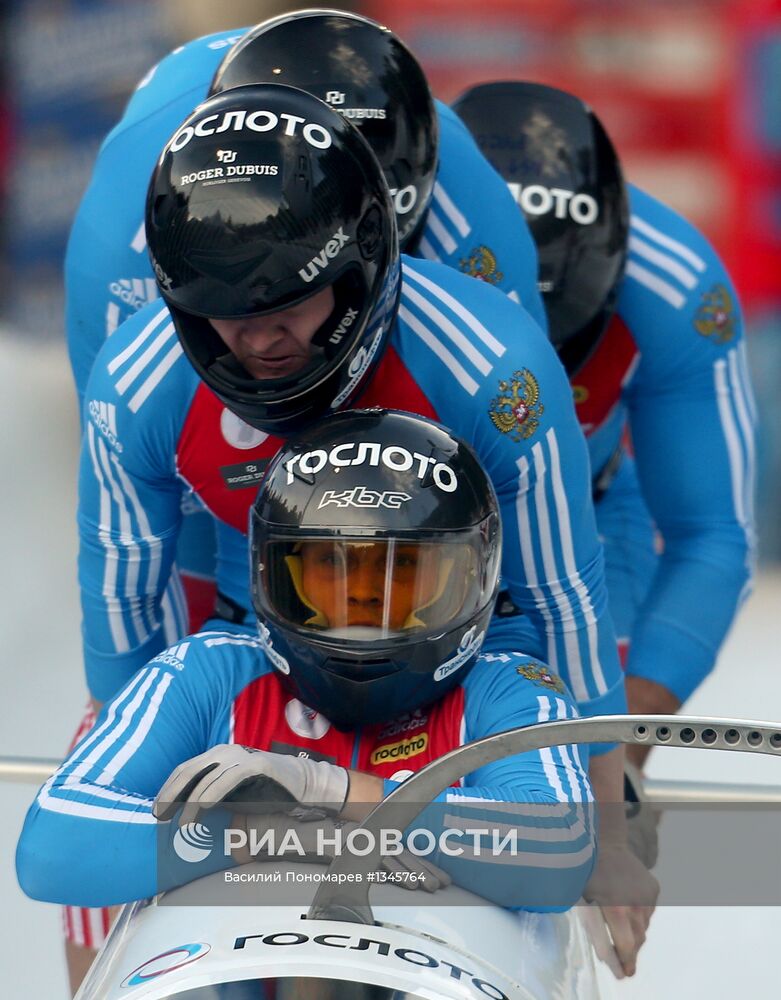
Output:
top-left (232, 813), bottom-right (451, 893)
top-left (153, 745), bottom-right (350, 825)
top-left (624, 761), bottom-right (660, 869)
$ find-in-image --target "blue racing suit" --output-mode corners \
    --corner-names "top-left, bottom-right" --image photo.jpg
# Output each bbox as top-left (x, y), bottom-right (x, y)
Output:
top-left (77, 256), bottom-right (625, 739)
top-left (64, 27), bottom-right (545, 407)
top-left (17, 627), bottom-right (595, 909)
top-left (569, 184), bottom-right (756, 701)
top-left (64, 28), bottom-right (546, 636)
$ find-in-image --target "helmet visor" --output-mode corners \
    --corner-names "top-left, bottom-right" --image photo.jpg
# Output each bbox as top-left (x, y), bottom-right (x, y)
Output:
top-left (258, 529), bottom-right (494, 642)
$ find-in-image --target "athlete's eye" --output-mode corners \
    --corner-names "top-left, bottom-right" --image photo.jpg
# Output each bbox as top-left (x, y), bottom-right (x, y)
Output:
top-left (394, 549), bottom-right (419, 569)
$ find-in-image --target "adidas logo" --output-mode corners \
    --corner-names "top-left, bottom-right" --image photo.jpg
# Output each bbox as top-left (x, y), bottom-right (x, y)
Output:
top-left (88, 400), bottom-right (123, 453)
top-left (109, 278), bottom-right (159, 312)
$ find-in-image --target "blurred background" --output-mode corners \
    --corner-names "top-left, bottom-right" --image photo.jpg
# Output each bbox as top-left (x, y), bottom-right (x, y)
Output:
top-left (0, 1), bottom-right (780, 996)
top-left (0, 0), bottom-right (779, 550)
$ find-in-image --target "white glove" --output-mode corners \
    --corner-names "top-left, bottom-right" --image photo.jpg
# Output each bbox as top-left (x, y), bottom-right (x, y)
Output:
top-left (153, 745), bottom-right (350, 825)
top-left (232, 813), bottom-right (451, 894)
top-left (624, 761), bottom-right (660, 869)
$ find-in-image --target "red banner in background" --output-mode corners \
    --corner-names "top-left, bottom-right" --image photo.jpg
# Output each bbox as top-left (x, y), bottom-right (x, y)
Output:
top-left (368, 0), bottom-right (781, 310)
top-left (728, 2), bottom-right (781, 305)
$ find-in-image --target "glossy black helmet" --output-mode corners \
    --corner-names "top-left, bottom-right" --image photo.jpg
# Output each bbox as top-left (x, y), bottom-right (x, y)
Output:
top-left (250, 409), bottom-right (501, 729)
top-left (145, 83), bottom-right (400, 435)
top-left (210, 9), bottom-right (438, 250)
top-left (453, 81), bottom-right (629, 375)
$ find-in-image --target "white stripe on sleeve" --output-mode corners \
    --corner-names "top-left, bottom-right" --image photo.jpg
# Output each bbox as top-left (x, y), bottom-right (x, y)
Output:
top-left (514, 455), bottom-right (559, 674)
top-left (630, 214), bottom-right (706, 272)
top-left (86, 425), bottom-right (130, 653)
top-left (128, 341), bottom-right (183, 412)
top-left (97, 672), bottom-right (174, 783)
top-left (398, 304), bottom-right (479, 395)
top-left (545, 430), bottom-right (606, 695)
top-left (530, 441), bottom-right (587, 702)
top-left (417, 236), bottom-right (442, 263)
top-left (424, 208), bottom-right (458, 255)
top-left (433, 181), bottom-right (471, 238)
top-left (115, 322), bottom-right (176, 395)
top-left (714, 357), bottom-right (748, 527)
top-left (402, 282), bottom-right (493, 375)
top-left (727, 348), bottom-right (756, 535)
top-left (107, 307), bottom-right (170, 376)
top-left (624, 260), bottom-right (686, 309)
top-left (107, 451), bottom-right (165, 599)
top-left (403, 262), bottom-right (506, 358)
top-left (95, 437), bottom-right (151, 645)
top-left (106, 302), bottom-right (120, 337)
top-left (628, 235), bottom-right (699, 290)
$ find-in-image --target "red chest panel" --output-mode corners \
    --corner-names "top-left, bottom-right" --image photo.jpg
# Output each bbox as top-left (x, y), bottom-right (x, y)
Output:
top-left (233, 672), bottom-right (465, 783)
top-left (570, 316), bottom-right (639, 437)
top-left (176, 347), bottom-right (439, 534)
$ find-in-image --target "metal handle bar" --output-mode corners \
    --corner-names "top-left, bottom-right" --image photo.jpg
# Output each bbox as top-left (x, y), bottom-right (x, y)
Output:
top-left (0, 756), bottom-right (61, 784)
top-left (5, 717), bottom-right (781, 920)
top-left (307, 713), bottom-right (781, 923)
top-left (3, 756), bottom-right (781, 803)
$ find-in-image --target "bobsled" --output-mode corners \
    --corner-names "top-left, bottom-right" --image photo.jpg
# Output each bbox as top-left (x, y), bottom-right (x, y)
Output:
top-left (6, 714), bottom-right (781, 999)
top-left (72, 864), bottom-right (598, 1000)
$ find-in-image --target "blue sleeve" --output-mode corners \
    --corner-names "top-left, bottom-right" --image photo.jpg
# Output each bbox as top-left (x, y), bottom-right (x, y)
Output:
top-left (621, 186), bottom-right (757, 701)
top-left (16, 632), bottom-right (265, 907)
top-left (64, 30), bottom-right (241, 410)
top-left (416, 102), bottom-right (547, 333)
top-left (396, 258), bottom-right (626, 733)
top-left (78, 303), bottom-right (193, 701)
top-left (384, 653), bottom-right (595, 910)
top-left (111, 29), bottom-right (245, 134)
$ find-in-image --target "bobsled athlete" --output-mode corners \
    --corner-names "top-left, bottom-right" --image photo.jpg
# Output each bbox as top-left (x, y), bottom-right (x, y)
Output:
top-left (18, 410), bottom-right (602, 926)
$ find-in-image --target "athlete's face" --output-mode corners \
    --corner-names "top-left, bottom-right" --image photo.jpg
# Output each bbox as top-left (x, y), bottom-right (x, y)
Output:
top-left (209, 285), bottom-right (335, 380)
top-left (299, 541), bottom-right (442, 630)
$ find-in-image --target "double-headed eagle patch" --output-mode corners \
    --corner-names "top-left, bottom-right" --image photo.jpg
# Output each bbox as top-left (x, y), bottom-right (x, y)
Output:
top-left (693, 283), bottom-right (736, 344)
top-left (489, 369), bottom-right (544, 441)
top-left (516, 662), bottom-right (567, 693)
top-left (459, 244), bottom-right (504, 286)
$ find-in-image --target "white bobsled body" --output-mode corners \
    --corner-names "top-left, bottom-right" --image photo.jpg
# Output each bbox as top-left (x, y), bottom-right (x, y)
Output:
top-left (76, 862), bottom-right (598, 1000)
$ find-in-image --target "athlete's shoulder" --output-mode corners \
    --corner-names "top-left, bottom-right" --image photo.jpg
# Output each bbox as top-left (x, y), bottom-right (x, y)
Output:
top-left (623, 183), bottom-right (736, 314)
top-left (104, 28), bottom-right (248, 146)
top-left (171, 626), bottom-right (270, 672)
top-left (628, 184), bottom-right (717, 257)
top-left (400, 254), bottom-right (539, 327)
top-left (465, 651), bottom-right (577, 720)
top-left (426, 103), bottom-right (546, 326)
top-left (395, 256), bottom-right (573, 452)
top-left (398, 254), bottom-right (553, 364)
top-left (620, 183), bottom-right (743, 362)
top-left (83, 300), bottom-right (197, 425)
top-left (148, 626), bottom-right (272, 701)
top-left (435, 98), bottom-right (470, 138)
top-left (435, 98), bottom-right (494, 165)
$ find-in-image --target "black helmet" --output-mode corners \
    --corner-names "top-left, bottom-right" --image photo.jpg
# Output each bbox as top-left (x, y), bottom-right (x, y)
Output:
top-left (145, 83), bottom-right (400, 435)
top-left (250, 409), bottom-right (501, 729)
top-left (209, 9), bottom-right (438, 250)
top-left (453, 81), bottom-right (629, 375)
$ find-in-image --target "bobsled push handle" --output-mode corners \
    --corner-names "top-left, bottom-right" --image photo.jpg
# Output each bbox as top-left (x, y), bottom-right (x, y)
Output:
top-left (0, 756), bottom-right (61, 784)
top-left (307, 713), bottom-right (781, 924)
